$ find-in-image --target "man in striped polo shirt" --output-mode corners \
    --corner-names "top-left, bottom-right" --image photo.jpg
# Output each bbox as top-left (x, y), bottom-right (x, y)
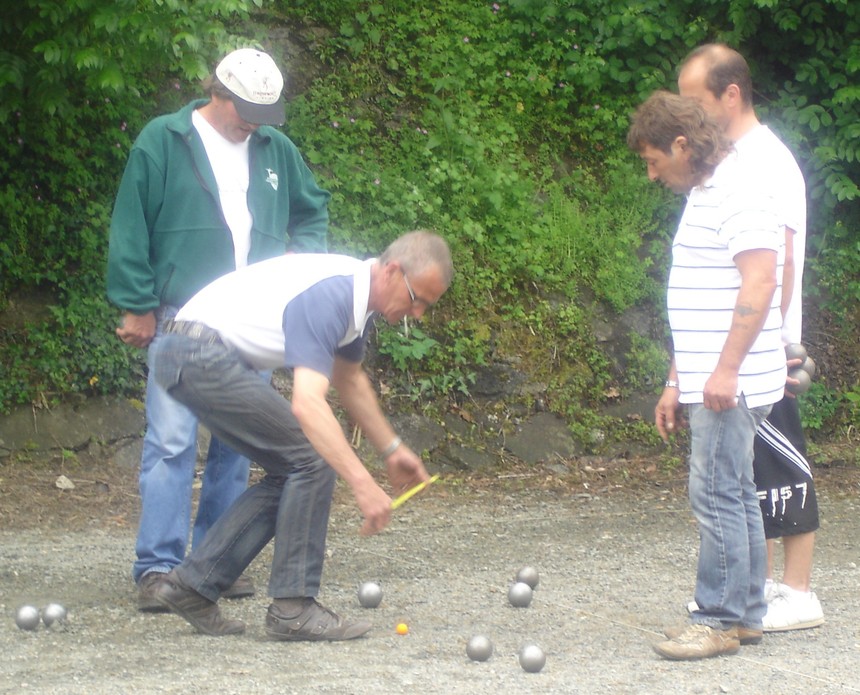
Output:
top-left (628, 91), bottom-right (786, 660)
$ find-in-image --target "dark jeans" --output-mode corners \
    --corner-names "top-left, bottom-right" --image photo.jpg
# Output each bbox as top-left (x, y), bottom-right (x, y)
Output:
top-left (153, 332), bottom-right (336, 601)
top-left (133, 305), bottom-right (251, 584)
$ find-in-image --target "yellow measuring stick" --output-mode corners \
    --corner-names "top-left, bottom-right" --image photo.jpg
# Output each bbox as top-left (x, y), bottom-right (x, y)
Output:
top-left (391, 474), bottom-right (440, 510)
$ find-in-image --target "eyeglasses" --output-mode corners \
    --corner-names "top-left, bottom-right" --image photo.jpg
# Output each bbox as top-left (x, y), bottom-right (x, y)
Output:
top-left (402, 271), bottom-right (417, 304)
top-left (401, 270), bottom-right (433, 309)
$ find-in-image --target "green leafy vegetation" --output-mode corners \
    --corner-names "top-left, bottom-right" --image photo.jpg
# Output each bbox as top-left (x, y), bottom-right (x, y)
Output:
top-left (1, 0), bottom-right (858, 446)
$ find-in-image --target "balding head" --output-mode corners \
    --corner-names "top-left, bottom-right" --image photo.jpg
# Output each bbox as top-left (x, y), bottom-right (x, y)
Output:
top-left (679, 44), bottom-right (754, 108)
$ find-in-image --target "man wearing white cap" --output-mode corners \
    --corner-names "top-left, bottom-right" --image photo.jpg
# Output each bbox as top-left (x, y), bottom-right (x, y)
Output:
top-left (107, 48), bottom-right (330, 611)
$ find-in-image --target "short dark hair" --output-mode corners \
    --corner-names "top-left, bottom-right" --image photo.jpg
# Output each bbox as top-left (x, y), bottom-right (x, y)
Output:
top-left (680, 43), bottom-right (754, 108)
top-left (201, 74), bottom-right (233, 100)
top-left (627, 90), bottom-right (731, 182)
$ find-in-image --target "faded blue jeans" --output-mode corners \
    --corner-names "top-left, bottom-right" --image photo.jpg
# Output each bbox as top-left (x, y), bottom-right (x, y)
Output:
top-left (688, 397), bottom-right (772, 631)
top-left (153, 331), bottom-right (336, 601)
top-left (133, 307), bottom-right (251, 584)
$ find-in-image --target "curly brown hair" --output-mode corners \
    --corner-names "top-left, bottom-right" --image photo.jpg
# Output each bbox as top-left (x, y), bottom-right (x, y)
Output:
top-left (627, 90), bottom-right (731, 183)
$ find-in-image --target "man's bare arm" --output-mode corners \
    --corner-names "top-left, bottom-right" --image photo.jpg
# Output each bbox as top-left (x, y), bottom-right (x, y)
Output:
top-left (291, 366), bottom-right (391, 535)
top-left (704, 248), bottom-right (778, 411)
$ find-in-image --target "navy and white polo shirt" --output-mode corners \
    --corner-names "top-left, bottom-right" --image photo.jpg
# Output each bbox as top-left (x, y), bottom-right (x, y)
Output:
top-left (176, 254), bottom-right (375, 376)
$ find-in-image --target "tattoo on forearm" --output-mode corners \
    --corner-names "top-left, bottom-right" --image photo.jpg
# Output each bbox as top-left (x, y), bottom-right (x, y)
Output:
top-left (735, 303), bottom-right (758, 317)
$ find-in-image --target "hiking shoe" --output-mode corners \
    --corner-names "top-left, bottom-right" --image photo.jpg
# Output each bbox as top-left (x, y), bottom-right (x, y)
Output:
top-left (154, 572), bottom-right (245, 636)
top-left (222, 574), bottom-right (255, 600)
top-left (664, 623), bottom-right (763, 645)
top-left (653, 624), bottom-right (740, 660)
top-left (265, 598), bottom-right (372, 641)
top-left (138, 572), bottom-right (170, 613)
top-left (763, 586), bottom-right (824, 632)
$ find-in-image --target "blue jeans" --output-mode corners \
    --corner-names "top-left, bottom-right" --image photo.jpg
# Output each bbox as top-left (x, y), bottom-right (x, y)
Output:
top-left (132, 308), bottom-right (252, 584)
top-left (153, 332), bottom-right (336, 601)
top-left (688, 397), bottom-right (772, 630)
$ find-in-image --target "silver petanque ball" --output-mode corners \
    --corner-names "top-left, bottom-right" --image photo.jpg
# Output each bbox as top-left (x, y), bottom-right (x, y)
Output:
top-left (785, 343), bottom-right (807, 362)
top-left (516, 565), bottom-right (540, 589)
top-left (787, 367), bottom-right (811, 395)
top-left (357, 581), bottom-right (383, 608)
top-left (15, 605), bottom-right (41, 631)
top-left (519, 643), bottom-right (546, 673)
top-left (466, 634), bottom-right (494, 662)
top-left (508, 581), bottom-right (533, 608)
top-left (41, 603), bottom-right (68, 628)
top-left (800, 356), bottom-right (816, 378)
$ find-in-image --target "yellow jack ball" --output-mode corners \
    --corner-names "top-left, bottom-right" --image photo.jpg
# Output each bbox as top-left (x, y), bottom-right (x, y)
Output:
top-left (396, 622), bottom-right (409, 635)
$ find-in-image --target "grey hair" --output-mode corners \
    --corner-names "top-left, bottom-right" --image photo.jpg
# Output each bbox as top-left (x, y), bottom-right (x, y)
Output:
top-left (379, 230), bottom-right (454, 287)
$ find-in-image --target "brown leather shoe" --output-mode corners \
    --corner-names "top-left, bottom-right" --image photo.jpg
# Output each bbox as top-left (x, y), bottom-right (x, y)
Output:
top-left (265, 598), bottom-right (371, 641)
top-left (138, 572), bottom-right (170, 613)
top-left (654, 624), bottom-right (740, 660)
top-left (664, 623), bottom-right (763, 645)
top-left (154, 572), bottom-right (245, 636)
top-left (221, 574), bottom-right (255, 600)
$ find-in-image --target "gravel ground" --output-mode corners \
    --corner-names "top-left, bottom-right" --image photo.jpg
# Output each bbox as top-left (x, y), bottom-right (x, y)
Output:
top-left (2, 478), bottom-right (859, 695)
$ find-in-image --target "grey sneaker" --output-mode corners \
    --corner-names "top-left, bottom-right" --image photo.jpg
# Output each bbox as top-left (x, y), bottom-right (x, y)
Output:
top-left (265, 598), bottom-right (372, 641)
top-left (138, 572), bottom-right (170, 613)
top-left (653, 624), bottom-right (740, 660)
top-left (154, 572), bottom-right (245, 636)
top-left (222, 574), bottom-right (255, 600)
top-left (664, 623), bottom-right (762, 645)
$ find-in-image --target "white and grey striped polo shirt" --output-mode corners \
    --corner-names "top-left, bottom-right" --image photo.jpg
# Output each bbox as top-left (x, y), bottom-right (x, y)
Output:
top-left (668, 152), bottom-right (787, 409)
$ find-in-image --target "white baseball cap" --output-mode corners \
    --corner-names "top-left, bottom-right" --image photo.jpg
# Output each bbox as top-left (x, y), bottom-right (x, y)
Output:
top-left (215, 48), bottom-right (285, 126)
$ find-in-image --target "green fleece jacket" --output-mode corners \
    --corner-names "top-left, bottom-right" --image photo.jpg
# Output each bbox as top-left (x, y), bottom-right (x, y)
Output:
top-left (106, 99), bottom-right (330, 313)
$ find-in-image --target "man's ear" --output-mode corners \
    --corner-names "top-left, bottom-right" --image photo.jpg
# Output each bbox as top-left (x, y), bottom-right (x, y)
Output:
top-left (674, 135), bottom-right (688, 152)
top-left (723, 83), bottom-right (742, 106)
top-left (382, 260), bottom-right (401, 281)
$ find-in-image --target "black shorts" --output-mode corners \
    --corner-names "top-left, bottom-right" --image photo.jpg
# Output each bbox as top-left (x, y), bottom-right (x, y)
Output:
top-left (754, 397), bottom-right (819, 539)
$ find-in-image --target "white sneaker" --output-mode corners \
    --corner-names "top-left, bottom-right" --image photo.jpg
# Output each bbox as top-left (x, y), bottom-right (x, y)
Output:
top-left (686, 580), bottom-right (780, 614)
top-left (762, 586), bottom-right (825, 632)
top-left (764, 578), bottom-right (779, 603)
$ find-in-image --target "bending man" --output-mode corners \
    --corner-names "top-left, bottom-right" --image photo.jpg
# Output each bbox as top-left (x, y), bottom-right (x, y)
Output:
top-left (153, 231), bottom-right (452, 640)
